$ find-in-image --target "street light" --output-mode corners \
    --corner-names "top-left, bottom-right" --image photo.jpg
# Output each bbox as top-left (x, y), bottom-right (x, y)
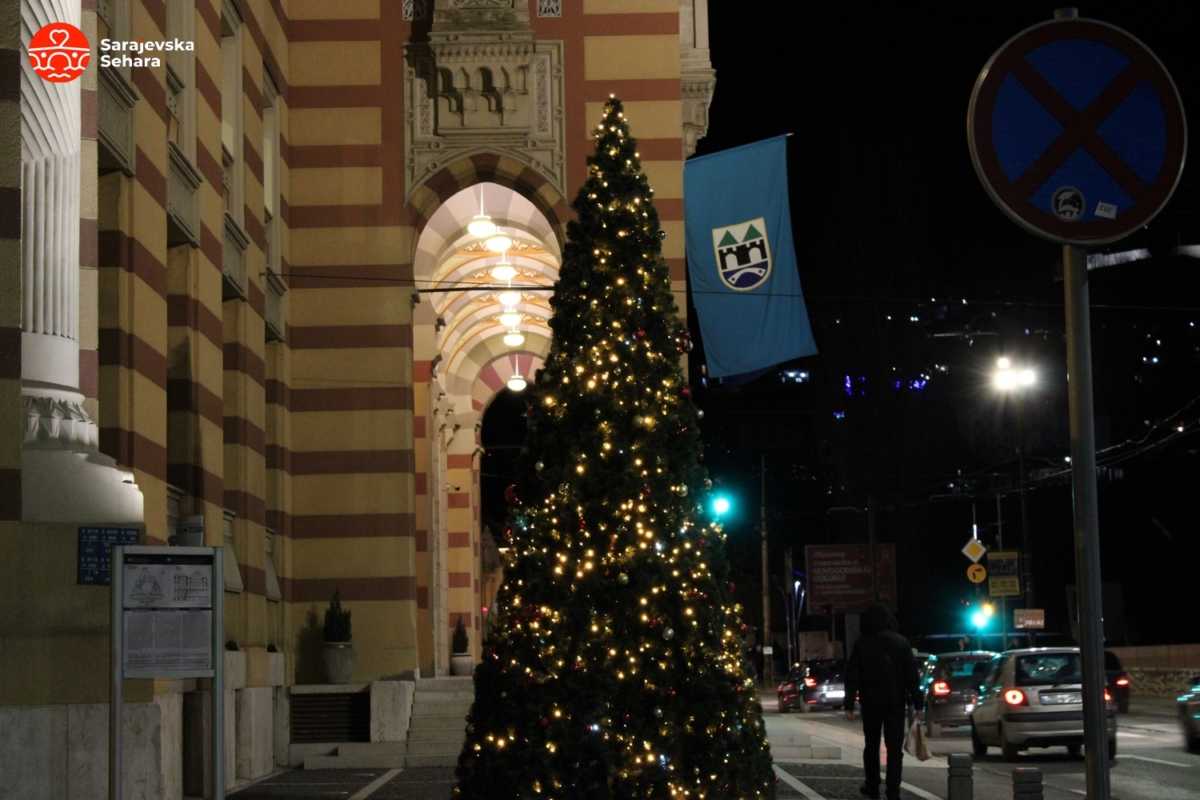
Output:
top-left (991, 356), bottom-right (1037, 611)
top-left (711, 495), bottom-right (732, 518)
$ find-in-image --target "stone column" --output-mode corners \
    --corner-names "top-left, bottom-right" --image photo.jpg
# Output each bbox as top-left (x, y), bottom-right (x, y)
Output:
top-left (21, 0), bottom-right (95, 449)
top-left (19, 0), bottom-right (142, 523)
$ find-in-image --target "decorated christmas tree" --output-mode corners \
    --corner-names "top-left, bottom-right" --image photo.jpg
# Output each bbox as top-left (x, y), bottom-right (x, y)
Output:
top-left (454, 97), bottom-right (775, 799)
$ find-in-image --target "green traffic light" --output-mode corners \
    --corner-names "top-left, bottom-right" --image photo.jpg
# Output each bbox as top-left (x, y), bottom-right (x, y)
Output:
top-left (971, 611), bottom-right (988, 630)
top-left (712, 496), bottom-right (731, 517)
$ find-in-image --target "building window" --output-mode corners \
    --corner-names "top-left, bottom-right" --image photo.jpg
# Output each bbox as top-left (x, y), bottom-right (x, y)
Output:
top-left (220, 1), bottom-right (244, 227)
top-left (262, 74), bottom-right (286, 341)
top-left (402, 0), bottom-right (430, 21)
top-left (165, 0), bottom-right (196, 161)
top-left (265, 531), bottom-right (282, 602)
top-left (537, 0), bottom-right (562, 17)
top-left (223, 510), bottom-right (244, 592)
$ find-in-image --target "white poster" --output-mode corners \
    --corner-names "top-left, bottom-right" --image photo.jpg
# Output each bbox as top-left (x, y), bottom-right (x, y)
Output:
top-left (123, 610), bottom-right (213, 676)
top-left (123, 563), bottom-right (213, 608)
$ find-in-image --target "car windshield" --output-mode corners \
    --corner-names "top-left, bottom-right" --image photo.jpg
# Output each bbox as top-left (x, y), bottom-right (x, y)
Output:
top-left (935, 655), bottom-right (995, 688)
top-left (1015, 653), bottom-right (1082, 686)
top-left (806, 661), bottom-right (844, 681)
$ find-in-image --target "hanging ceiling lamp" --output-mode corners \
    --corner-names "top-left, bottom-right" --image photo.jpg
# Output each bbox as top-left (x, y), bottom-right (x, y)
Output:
top-left (507, 358), bottom-right (527, 392)
top-left (467, 187), bottom-right (497, 238)
top-left (498, 311), bottom-right (522, 329)
top-left (498, 287), bottom-right (522, 308)
top-left (490, 250), bottom-right (517, 282)
top-left (485, 233), bottom-right (514, 253)
top-left (503, 329), bottom-right (525, 347)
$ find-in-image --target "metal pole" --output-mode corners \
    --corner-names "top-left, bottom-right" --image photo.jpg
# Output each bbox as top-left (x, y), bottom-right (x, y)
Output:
top-left (995, 492), bottom-right (1006, 649)
top-left (1017, 399), bottom-right (1034, 608)
top-left (783, 549), bottom-right (794, 670)
top-left (110, 546), bottom-right (124, 800)
top-left (761, 452), bottom-right (772, 687)
top-left (1063, 243), bottom-right (1111, 800)
top-left (867, 496), bottom-right (878, 601)
top-left (213, 547), bottom-right (225, 800)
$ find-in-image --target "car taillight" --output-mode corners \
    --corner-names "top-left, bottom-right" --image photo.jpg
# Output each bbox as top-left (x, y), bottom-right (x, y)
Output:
top-left (1104, 689), bottom-right (1113, 703)
top-left (804, 677), bottom-right (817, 688)
top-left (1115, 677), bottom-right (1130, 687)
top-left (1004, 689), bottom-right (1026, 706)
top-left (781, 682), bottom-right (796, 692)
top-left (932, 680), bottom-right (951, 696)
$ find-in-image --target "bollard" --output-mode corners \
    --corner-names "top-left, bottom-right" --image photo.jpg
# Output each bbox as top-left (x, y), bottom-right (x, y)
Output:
top-left (1012, 767), bottom-right (1044, 800)
top-left (947, 753), bottom-right (974, 800)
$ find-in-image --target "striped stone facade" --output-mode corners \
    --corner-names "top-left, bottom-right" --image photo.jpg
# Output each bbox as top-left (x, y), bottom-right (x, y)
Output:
top-left (0, 0), bottom-right (711, 794)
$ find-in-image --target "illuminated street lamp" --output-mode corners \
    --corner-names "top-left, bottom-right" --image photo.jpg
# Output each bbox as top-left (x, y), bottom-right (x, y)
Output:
top-left (991, 356), bottom-right (1037, 609)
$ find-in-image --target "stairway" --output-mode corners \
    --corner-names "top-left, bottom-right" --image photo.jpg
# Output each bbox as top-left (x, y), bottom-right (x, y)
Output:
top-left (404, 676), bottom-right (474, 767)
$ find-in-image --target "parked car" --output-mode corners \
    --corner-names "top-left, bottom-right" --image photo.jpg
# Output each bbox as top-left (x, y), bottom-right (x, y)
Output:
top-left (777, 659), bottom-right (846, 712)
top-left (1105, 650), bottom-right (1132, 713)
top-left (923, 651), bottom-right (998, 737)
top-left (1178, 674), bottom-right (1200, 752)
top-left (970, 647), bottom-right (1117, 761)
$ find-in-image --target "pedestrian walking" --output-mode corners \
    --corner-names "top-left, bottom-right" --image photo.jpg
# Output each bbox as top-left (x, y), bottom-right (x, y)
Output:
top-left (843, 604), bottom-right (924, 800)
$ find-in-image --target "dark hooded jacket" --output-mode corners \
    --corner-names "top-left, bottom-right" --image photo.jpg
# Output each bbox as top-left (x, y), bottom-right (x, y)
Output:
top-left (843, 604), bottom-right (923, 712)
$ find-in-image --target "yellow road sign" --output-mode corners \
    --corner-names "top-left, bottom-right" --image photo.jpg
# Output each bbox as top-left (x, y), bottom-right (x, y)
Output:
top-left (967, 563), bottom-right (987, 584)
top-left (962, 538), bottom-right (987, 563)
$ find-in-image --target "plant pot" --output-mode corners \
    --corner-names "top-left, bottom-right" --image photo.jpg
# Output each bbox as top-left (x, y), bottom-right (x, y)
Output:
top-left (450, 653), bottom-right (474, 676)
top-left (323, 641), bottom-right (355, 684)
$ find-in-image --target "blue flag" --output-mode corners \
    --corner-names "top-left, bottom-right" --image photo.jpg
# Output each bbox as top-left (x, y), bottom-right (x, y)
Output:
top-left (684, 136), bottom-right (817, 379)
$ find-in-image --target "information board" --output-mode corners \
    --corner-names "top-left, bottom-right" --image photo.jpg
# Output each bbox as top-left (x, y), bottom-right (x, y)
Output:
top-left (77, 526), bottom-right (139, 585)
top-left (805, 544), bottom-right (898, 611)
top-left (988, 550), bottom-right (1021, 598)
top-left (120, 551), bottom-right (216, 679)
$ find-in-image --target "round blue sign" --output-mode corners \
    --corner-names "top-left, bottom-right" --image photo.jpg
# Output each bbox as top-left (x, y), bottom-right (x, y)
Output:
top-left (968, 17), bottom-right (1187, 246)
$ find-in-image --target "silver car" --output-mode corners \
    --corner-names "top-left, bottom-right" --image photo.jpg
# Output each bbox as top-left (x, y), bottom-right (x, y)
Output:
top-left (970, 647), bottom-right (1117, 760)
top-left (1179, 675), bottom-right (1200, 752)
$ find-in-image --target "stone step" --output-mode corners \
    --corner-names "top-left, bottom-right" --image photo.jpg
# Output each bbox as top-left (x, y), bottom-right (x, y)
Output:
top-left (338, 742), bottom-right (406, 759)
top-left (412, 691), bottom-right (475, 705)
top-left (407, 727), bottom-right (467, 744)
top-left (413, 705), bottom-right (471, 720)
top-left (405, 752), bottom-right (460, 768)
top-left (406, 739), bottom-right (466, 756)
top-left (415, 677), bottom-right (474, 692)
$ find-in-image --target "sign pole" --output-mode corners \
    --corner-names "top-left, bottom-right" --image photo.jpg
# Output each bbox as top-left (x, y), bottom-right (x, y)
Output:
top-left (213, 547), bottom-right (225, 800)
top-left (1063, 242), bottom-right (1111, 799)
top-left (760, 452), bottom-right (772, 687)
top-left (110, 546), bottom-right (124, 800)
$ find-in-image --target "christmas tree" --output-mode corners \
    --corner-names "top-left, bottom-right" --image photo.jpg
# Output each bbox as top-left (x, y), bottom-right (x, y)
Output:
top-left (454, 97), bottom-right (775, 799)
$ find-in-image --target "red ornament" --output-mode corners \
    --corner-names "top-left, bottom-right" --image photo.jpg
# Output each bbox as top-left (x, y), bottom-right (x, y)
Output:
top-left (680, 387), bottom-right (692, 397)
top-left (636, 328), bottom-right (647, 339)
top-left (504, 484), bottom-right (520, 504)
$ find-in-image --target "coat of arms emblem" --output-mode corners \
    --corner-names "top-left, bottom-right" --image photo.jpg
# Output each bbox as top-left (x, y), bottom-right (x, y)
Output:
top-left (712, 218), bottom-right (771, 291)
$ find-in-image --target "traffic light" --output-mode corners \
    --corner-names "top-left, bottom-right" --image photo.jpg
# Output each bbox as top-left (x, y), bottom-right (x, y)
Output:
top-left (968, 602), bottom-right (995, 631)
top-left (711, 494), bottom-right (732, 518)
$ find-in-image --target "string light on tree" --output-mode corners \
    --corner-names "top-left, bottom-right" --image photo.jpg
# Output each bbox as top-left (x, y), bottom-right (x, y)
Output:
top-left (453, 97), bottom-right (773, 798)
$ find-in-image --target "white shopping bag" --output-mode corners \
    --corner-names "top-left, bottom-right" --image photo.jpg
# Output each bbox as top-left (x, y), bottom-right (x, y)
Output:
top-left (903, 717), bottom-right (931, 761)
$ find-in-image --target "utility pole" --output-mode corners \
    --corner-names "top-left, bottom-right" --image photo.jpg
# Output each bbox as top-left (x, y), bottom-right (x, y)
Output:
top-left (1016, 398), bottom-right (1034, 608)
top-left (761, 452), bottom-right (772, 687)
top-left (995, 492), bottom-right (1006, 649)
top-left (783, 547), bottom-right (794, 670)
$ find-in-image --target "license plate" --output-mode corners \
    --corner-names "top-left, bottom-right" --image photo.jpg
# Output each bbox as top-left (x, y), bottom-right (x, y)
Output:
top-left (826, 690), bottom-right (845, 699)
top-left (1041, 692), bottom-right (1081, 705)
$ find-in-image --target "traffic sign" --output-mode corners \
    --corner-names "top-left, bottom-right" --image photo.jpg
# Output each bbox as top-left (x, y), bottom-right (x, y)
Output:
top-left (967, 564), bottom-right (988, 584)
top-left (968, 17), bottom-right (1187, 246)
top-left (1014, 608), bottom-right (1046, 629)
top-left (961, 538), bottom-right (987, 563)
top-left (988, 551), bottom-right (1021, 598)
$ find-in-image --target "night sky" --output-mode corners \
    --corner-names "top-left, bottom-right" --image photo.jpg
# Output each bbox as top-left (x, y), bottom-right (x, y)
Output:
top-left (693, 1), bottom-right (1200, 647)
top-left (483, 2), bottom-right (1200, 651)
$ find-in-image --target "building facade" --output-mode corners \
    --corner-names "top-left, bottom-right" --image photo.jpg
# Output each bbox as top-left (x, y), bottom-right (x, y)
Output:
top-left (0, 0), bottom-right (712, 796)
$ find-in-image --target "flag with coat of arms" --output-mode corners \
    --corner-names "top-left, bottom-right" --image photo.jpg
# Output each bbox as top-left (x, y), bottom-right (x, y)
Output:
top-left (684, 135), bottom-right (817, 378)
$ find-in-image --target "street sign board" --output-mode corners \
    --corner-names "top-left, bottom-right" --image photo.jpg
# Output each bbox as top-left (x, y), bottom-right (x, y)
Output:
top-left (988, 551), bottom-right (1021, 598)
top-left (962, 538), bottom-right (987, 563)
top-left (967, 564), bottom-right (988, 584)
top-left (805, 544), bottom-right (898, 612)
top-left (968, 17), bottom-right (1187, 246)
top-left (1014, 608), bottom-right (1046, 629)
top-left (77, 526), bottom-right (139, 585)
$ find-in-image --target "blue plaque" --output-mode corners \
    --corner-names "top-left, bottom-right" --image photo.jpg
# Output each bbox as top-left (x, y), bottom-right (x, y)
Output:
top-left (78, 527), bottom-right (140, 585)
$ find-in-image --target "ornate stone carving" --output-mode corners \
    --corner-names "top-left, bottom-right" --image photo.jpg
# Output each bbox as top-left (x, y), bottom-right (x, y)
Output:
top-left (405, 1), bottom-right (565, 198)
top-left (679, 0), bottom-right (716, 157)
top-left (23, 395), bottom-right (99, 449)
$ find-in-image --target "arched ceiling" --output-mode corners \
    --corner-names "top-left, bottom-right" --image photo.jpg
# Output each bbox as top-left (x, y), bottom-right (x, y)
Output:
top-left (416, 182), bottom-right (559, 401)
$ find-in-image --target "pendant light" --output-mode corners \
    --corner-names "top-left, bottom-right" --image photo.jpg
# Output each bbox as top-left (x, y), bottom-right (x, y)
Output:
top-left (467, 187), bottom-right (497, 238)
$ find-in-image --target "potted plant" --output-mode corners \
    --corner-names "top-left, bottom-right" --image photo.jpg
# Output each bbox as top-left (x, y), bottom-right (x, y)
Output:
top-left (322, 590), bottom-right (355, 684)
top-left (450, 617), bottom-right (472, 676)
